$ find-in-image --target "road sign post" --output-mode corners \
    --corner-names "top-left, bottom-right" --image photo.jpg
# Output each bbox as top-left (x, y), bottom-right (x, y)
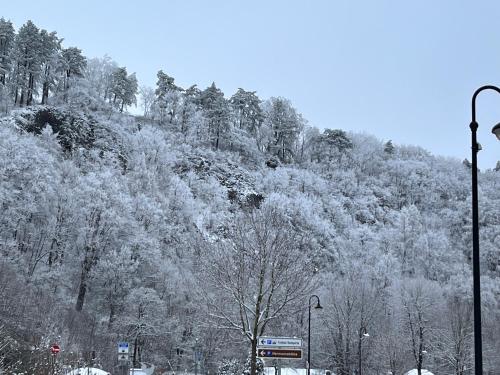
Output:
top-left (118, 342), bottom-right (130, 375)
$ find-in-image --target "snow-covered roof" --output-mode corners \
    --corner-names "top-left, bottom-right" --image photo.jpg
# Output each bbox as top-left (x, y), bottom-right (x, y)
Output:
top-left (66, 368), bottom-right (111, 375)
top-left (405, 370), bottom-right (434, 375)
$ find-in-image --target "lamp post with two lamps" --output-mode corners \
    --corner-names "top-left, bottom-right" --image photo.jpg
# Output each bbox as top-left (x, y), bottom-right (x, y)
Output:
top-left (307, 295), bottom-right (322, 375)
top-left (469, 85), bottom-right (500, 375)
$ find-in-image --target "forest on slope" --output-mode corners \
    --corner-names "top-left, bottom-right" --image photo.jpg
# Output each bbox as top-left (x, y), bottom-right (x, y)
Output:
top-left (0, 18), bottom-right (500, 375)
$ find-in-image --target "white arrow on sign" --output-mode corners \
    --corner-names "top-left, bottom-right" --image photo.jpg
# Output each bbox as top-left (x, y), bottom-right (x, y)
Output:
top-left (257, 337), bottom-right (302, 348)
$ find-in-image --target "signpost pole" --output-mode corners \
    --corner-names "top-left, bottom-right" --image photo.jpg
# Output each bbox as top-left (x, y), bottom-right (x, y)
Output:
top-left (118, 342), bottom-right (130, 375)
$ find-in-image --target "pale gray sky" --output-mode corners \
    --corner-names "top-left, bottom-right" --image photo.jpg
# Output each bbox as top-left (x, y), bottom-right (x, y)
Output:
top-left (3, 0), bottom-right (500, 167)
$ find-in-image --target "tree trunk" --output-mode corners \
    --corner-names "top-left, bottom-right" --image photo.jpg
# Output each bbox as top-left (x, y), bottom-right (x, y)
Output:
top-left (19, 89), bottom-right (24, 107)
top-left (75, 272), bottom-right (87, 312)
top-left (133, 336), bottom-right (138, 368)
top-left (108, 303), bottom-right (116, 329)
top-left (42, 81), bottom-right (49, 104)
top-left (250, 338), bottom-right (257, 375)
top-left (75, 249), bottom-right (93, 311)
top-left (27, 72), bottom-right (34, 106)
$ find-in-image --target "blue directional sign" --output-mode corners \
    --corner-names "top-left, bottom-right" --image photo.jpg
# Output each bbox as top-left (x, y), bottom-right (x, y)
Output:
top-left (257, 337), bottom-right (302, 348)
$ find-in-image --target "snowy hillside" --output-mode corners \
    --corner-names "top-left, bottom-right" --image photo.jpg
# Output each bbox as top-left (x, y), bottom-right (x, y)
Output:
top-left (0, 17), bottom-right (499, 375)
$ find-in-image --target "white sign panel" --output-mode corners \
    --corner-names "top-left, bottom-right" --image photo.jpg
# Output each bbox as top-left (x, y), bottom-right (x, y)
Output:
top-left (118, 353), bottom-right (129, 361)
top-left (118, 342), bottom-right (129, 353)
top-left (257, 337), bottom-right (302, 348)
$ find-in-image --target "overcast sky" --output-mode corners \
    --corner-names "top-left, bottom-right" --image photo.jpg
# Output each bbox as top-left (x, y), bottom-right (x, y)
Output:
top-left (3, 0), bottom-right (500, 167)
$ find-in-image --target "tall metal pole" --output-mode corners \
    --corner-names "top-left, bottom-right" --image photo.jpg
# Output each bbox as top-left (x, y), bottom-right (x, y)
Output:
top-left (469, 117), bottom-right (482, 375)
top-left (307, 295), bottom-right (321, 375)
top-left (469, 84), bottom-right (500, 375)
top-left (358, 328), bottom-right (362, 375)
top-left (307, 300), bottom-right (311, 375)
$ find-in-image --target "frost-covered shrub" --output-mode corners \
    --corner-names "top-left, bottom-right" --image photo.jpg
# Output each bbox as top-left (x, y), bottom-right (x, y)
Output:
top-left (217, 359), bottom-right (242, 375)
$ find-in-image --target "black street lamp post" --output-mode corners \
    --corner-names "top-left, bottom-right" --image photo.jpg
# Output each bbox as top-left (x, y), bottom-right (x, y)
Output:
top-left (469, 85), bottom-right (500, 375)
top-left (193, 339), bottom-right (203, 375)
top-left (357, 327), bottom-right (369, 375)
top-left (307, 295), bottom-right (322, 375)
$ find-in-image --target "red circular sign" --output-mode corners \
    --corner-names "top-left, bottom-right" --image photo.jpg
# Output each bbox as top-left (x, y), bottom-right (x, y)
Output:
top-left (50, 344), bottom-right (61, 354)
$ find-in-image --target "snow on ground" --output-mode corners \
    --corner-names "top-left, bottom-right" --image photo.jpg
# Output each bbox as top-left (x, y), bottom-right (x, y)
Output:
top-left (405, 370), bottom-right (434, 375)
top-left (66, 368), bottom-right (111, 375)
top-left (264, 367), bottom-right (333, 375)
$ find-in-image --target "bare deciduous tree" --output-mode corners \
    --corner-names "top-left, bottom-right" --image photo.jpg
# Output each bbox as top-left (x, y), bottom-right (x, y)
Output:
top-left (201, 204), bottom-right (316, 375)
top-left (430, 295), bottom-right (473, 375)
top-left (400, 278), bottom-right (442, 375)
top-left (320, 271), bottom-right (384, 375)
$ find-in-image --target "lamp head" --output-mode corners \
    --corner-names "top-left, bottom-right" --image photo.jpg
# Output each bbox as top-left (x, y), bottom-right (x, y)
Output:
top-left (315, 301), bottom-right (323, 309)
top-left (492, 123), bottom-right (500, 140)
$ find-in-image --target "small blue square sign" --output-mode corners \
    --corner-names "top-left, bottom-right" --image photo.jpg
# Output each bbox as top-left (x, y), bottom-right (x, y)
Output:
top-left (118, 342), bottom-right (129, 353)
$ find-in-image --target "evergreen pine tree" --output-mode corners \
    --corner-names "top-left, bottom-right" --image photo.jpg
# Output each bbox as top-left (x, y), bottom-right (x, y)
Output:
top-left (229, 88), bottom-right (264, 135)
top-left (108, 67), bottom-right (137, 112)
top-left (0, 18), bottom-right (15, 86)
top-left (39, 30), bottom-right (61, 104)
top-left (199, 82), bottom-right (230, 149)
top-left (384, 140), bottom-right (395, 155)
top-left (58, 47), bottom-right (86, 98)
top-left (11, 20), bottom-right (43, 106)
top-left (155, 70), bottom-right (181, 124)
top-left (264, 97), bottom-right (304, 162)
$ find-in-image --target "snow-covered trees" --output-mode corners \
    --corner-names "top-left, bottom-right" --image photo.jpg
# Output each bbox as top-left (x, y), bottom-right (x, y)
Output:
top-left (38, 30), bottom-right (61, 105)
top-left (199, 82), bottom-right (231, 150)
top-left (0, 18), bottom-right (15, 86)
top-left (110, 67), bottom-right (138, 112)
top-left (320, 271), bottom-right (385, 375)
top-left (139, 85), bottom-right (155, 118)
top-left (399, 279), bottom-right (442, 375)
top-left (85, 55), bottom-right (118, 101)
top-left (11, 20), bottom-right (43, 106)
top-left (263, 97), bottom-right (305, 162)
top-left (0, 20), bottom-right (142, 112)
top-left (155, 70), bottom-right (181, 124)
top-left (1, 16), bottom-right (500, 375)
top-left (58, 47), bottom-right (86, 101)
top-left (309, 129), bottom-right (353, 165)
top-left (229, 88), bottom-right (264, 135)
top-left (431, 293), bottom-right (473, 375)
top-left (1, 98), bottom-right (499, 373)
top-left (0, 18), bottom-right (15, 113)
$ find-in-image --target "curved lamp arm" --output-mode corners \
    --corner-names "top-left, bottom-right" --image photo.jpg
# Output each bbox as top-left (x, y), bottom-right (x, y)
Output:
top-left (471, 85), bottom-right (500, 123)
